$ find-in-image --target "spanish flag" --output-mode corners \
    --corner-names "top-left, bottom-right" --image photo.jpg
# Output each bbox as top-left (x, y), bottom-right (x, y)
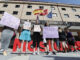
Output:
top-left (33, 9), bottom-right (43, 15)
top-left (33, 9), bottom-right (48, 15)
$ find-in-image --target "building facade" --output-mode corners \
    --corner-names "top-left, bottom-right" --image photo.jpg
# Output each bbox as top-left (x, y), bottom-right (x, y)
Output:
top-left (0, 1), bottom-right (80, 40)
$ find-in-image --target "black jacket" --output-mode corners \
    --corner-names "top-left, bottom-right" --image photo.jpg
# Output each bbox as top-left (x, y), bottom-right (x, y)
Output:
top-left (59, 31), bottom-right (66, 41)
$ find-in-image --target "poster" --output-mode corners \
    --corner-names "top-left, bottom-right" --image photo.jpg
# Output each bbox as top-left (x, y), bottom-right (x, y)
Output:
top-left (43, 26), bottom-right (59, 39)
top-left (23, 21), bottom-right (31, 30)
top-left (0, 12), bottom-right (20, 29)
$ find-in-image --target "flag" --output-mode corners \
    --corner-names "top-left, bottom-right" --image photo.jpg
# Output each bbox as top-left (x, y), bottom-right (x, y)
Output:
top-left (47, 11), bottom-right (52, 18)
top-left (33, 9), bottom-right (43, 15)
top-left (40, 9), bottom-right (48, 16)
top-left (33, 9), bottom-right (48, 15)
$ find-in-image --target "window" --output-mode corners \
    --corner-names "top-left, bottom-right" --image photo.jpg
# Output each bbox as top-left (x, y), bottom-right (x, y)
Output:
top-left (26, 12), bottom-right (32, 15)
top-left (0, 11), bottom-right (4, 14)
top-left (72, 8), bottom-right (76, 12)
top-left (15, 5), bottom-right (20, 8)
top-left (27, 5), bottom-right (32, 8)
top-left (75, 15), bottom-right (80, 18)
top-left (64, 14), bottom-right (69, 18)
top-left (3, 4), bottom-right (8, 7)
top-left (52, 13), bottom-right (57, 17)
top-left (52, 7), bottom-right (55, 10)
top-left (13, 11), bottom-right (18, 15)
top-left (39, 6), bottom-right (44, 9)
top-left (62, 8), bottom-right (66, 11)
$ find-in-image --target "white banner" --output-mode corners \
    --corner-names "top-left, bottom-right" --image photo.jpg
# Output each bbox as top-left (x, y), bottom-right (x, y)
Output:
top-left (0, 12), bottom-right (20, 29)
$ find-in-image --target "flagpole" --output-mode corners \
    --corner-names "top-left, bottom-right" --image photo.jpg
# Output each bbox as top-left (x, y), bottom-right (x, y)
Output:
top-left (51, 5), bottom-right (52, 15)
top-left (36, 14), bottom-right (39, 24)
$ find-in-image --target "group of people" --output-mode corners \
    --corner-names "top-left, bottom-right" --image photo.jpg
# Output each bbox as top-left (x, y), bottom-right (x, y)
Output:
top-left (42, 22), bottom-right (77, 55)
top-left (0, 20), bottom-right (77, 56)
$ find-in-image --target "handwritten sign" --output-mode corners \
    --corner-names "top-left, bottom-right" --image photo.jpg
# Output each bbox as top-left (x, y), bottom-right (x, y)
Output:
top-left (23, 21), bottom-right (31, 30)
top-left (43, 26), bottom-right (59, 38)
top-left (0, 12), bottom-right (20, 29)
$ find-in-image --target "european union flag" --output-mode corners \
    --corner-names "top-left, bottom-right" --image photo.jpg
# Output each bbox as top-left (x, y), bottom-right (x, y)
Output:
top-left (47, 11), bottom-right (52, 18)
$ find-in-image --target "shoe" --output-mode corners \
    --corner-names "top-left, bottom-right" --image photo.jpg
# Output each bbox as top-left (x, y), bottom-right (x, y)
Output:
top-left (0, 49), bottom-right (4, 52)
top-left (62, 51), bottom-right (65, 53)
top-left (37, 52), bottom-right (40, 55)
top-left (33, 52), bottom-right (36, 55)
top-left (57, 50), bottom-right (60, 53)
top-left (52, 51), bottom-right (56, 55)
top-left (73, 50), bottom-right (78, 52)
top-left (48, 52), bottom-right (52, 55)
top-left (46, 51), bottom-right (49, 55)
top-left (3, 51), bottom-right (7, 56)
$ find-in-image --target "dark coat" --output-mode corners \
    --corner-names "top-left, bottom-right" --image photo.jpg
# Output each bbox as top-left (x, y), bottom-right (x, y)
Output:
top-left (59, 31), bottom-right (66, 41)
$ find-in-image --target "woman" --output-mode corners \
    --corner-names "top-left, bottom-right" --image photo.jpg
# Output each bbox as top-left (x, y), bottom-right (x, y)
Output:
top-left (43, 22), bottom-right (56, 55)
top-left (0, 26), bottom-right (14, 56)
top-left (32, 20), bottom-right (42, 55)
top-left (59, 27), bottom-right (68, 53)
top-left (19, 21), bottom-right (31, 53)
top-left (43, 22), bottom-right (50, 55)
top-left (66, 29), bottom-right (76, 52)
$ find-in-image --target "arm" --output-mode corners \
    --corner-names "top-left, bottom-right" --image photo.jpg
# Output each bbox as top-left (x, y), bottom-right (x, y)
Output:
top-left (40, 25), bottom-right (43, 31)
top-left (31, 25), bottom-right (34, 32)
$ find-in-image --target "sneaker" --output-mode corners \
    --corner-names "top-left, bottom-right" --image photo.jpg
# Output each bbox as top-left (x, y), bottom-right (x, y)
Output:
top-left (37, 52), bottom-right (40, 55)
top-left (48, 52), bottom-right (52, 55)
top-left (3, 51), bottom-right (7, 56)
top-left (46, 51), bottom-right (49, 55)
top-left (0, 49), bottom-right (4, 52)
top-left (52, 51), bottom-right (56, 55)
top-left (73, 50), bottom-right (78, 52)
top-left (33, 52), bottom-right (36, 55)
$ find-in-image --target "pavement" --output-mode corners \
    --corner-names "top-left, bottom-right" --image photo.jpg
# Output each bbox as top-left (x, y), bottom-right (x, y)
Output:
top-left (0, 42), bottom-right (80, 60)
top-left (0, 49), bottom-right (80, 60)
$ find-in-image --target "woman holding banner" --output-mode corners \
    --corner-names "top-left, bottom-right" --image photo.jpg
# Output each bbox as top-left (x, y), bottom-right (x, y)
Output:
top-left (0, 26), bottom-right (14, 56)
top-left (43, 22), bottom-right (50, 55)
top-left (0, 12), bottom-right (20, 56)
top-left (43, 22), bottom-right (56, 55)
top-left (19, 20), bottom-right (31, 53)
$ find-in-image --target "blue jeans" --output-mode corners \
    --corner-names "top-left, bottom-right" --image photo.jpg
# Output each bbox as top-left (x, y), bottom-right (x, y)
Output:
top-left (1, 29), bottom-right (14, 50)
top-left (54, 38), bottom-right (60, 48)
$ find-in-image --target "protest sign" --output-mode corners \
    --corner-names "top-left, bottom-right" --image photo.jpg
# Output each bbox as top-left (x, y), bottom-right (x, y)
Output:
top-left (0, 12), bottom-right (20, 29)
top-left (23, 21), bottom-right (31, 30)
top-left (43, 26), bottom-right (59, 38)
